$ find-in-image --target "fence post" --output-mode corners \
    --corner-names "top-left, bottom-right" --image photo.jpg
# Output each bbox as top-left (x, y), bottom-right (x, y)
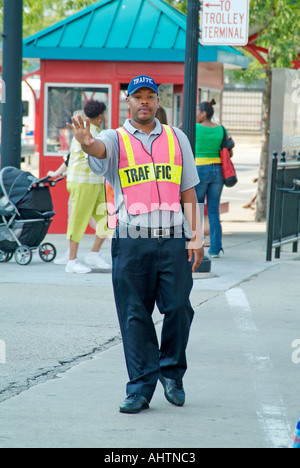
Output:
top-left (266, 152), bottom-right (278, 261)
top-left (275, 153), bottom-right (287, 259)
top-left (294, 195), bottom-right (300, 253)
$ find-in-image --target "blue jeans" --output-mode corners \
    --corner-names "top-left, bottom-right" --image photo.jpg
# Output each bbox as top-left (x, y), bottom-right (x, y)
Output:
top-left (195, 165), bottom-right (224, 256)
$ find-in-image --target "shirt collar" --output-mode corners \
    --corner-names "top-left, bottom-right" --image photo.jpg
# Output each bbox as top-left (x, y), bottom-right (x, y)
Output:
top-left (90, 122), bottom-right (101, 133)
top-left (123, 118), bottom-right (162, 136)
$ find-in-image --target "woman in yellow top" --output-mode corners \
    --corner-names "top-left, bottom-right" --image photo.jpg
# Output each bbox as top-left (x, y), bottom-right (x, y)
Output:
top-left (65, 100), bottom-right (112, 274)
top-left (194, 99), bottom-right (230, 258)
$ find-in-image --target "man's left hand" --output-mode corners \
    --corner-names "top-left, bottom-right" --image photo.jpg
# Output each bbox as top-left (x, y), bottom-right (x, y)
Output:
top-left (188, 246), bottom-right (204, 273)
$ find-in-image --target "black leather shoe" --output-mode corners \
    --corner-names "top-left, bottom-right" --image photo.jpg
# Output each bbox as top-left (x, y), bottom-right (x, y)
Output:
top-left (159, 375), bottom-right (185, 407)
top-left (119, 394), bottom-right (150, 414)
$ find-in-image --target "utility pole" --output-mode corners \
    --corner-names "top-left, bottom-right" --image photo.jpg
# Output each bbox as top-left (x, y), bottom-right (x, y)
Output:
top-left (182, 0), bottom-right (200, 155)
top-left (183, 1), bottom-right (211, 274)
top-left (1, 0), bottom-right (23, 169)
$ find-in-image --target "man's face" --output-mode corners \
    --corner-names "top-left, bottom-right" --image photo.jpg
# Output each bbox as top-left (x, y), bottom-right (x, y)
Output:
top-left (127, 87), bottom-right (159, 125)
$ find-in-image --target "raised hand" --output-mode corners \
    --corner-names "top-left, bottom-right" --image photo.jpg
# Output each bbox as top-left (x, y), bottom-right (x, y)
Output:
top-left (66, 115), bottom-right (106, 160)
top-left (66, 115), bottom-right (95, 147)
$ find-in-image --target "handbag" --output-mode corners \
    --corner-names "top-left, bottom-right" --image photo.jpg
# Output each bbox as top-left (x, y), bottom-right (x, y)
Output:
top-left (220, 126), bottom-right (237, 188)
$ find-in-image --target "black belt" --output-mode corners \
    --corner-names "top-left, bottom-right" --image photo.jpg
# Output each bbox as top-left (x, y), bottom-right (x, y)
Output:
top-left (147, 227), bottom-right (182, 238)
top-left (119, 225), bottom-right (185, 239)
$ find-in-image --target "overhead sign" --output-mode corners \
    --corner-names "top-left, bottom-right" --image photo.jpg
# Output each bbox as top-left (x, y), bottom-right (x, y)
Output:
top-left (200, 0), bottom-right (250, 46)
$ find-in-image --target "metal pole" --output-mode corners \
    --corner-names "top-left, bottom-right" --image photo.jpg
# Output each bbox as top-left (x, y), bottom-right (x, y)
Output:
top-left (1, 0), bottom-right (23, 169)
top-left (266, 152), bottom-right (278, 261)
top-left (183, 1), bottom-right (210, 274)
top-left (182, 0), bottom-right (200, 155)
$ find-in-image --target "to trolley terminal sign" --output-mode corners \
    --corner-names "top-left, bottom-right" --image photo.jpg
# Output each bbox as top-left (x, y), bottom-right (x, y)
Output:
top-left (200, 0), bottom-right (250, 46)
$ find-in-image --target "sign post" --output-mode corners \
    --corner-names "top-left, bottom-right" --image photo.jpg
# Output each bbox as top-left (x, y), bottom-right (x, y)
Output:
top-left (182, 0), bottom-right (200, 155)
top-left (200, 0), bottom-right (250, 46)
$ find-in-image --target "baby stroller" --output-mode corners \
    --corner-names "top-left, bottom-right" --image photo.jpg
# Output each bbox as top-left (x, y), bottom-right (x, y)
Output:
top-left (0, 166), bottom-right (60, 266)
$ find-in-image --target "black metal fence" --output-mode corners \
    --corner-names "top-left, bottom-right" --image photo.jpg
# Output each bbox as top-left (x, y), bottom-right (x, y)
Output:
top-left (266, 151), bottom-right (300, 261)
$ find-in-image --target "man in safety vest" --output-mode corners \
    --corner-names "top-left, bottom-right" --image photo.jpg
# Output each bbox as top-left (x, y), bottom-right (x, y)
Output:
top-left (67, 75), bottom-right (204, 414)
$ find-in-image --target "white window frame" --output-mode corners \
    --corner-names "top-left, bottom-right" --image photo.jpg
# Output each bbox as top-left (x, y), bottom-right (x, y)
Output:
top-left (44, 82), bottom-right (112, 157)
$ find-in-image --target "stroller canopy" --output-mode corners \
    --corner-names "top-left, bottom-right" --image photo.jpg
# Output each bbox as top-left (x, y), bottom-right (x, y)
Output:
top-left (0, 167), bottom-right (38, 206)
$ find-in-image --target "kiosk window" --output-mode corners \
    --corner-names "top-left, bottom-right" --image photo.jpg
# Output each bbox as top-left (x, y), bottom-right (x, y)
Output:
top-left (44, 84), bottom-right (111, 156)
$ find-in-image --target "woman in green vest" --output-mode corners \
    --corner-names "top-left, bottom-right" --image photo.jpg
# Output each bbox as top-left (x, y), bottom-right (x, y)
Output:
top-left (194, 100), bottom-right (228, 258)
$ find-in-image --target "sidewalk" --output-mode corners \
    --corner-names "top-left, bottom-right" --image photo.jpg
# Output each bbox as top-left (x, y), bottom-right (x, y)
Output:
top-left (1, 133), bottom-right (299, 448)
top-left (0, 219), bottom-right (299, 448)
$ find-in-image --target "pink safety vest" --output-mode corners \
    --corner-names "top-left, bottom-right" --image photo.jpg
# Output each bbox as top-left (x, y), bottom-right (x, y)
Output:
top-left (116, 125), bottom-right (183, 218)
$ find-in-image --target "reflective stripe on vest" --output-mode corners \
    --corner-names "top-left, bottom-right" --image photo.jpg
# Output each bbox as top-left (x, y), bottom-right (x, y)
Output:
top-left (119, 163), bottom-right (182, 188)
top-left (118, 125), bottom-right (180, 188)
top-left (118, 127), bottom-right (135, 168)
top-left (117, 125), bottom-right (183, 216)
top-left (163, 124), bottom-right (176, 166)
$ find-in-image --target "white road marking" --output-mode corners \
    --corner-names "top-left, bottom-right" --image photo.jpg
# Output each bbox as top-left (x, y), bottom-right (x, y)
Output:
top-left (0, 339), bottom-right (6, 364)
top-left (226, 288), bottom-right (292, 448)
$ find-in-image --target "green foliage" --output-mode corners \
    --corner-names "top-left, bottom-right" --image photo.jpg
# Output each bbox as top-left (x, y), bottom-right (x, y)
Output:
top-left (0, 0), bottom-right (95, 37)
top-left (164, 0), bottom-right (187, 14)
top-left (226, 55), bottom-right (266, 87)
top-left (250, 0), bottom-right (300, 69)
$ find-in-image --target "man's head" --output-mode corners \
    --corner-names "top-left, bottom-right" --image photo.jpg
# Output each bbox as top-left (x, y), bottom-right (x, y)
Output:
top-left (126, 75), bottom-right (159, 126)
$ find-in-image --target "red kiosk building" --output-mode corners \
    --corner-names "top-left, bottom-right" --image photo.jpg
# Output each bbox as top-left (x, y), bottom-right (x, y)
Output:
top-left (23, 0), bottom-right (248, 233)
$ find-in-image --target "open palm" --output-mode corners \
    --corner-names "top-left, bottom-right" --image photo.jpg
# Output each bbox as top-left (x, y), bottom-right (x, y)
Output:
top-left (66, 116), bottom-right (95, 147)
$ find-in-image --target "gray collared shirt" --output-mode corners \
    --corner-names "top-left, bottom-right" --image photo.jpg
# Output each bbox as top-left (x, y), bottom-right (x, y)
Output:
top-left (88, 118), bottom-right (199, 228)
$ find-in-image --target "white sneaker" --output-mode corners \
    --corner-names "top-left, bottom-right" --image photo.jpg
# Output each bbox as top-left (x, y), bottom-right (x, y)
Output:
top-left (54, 253), bottom-right (70, 265)
top-left (85, 252), bottom-right (111, 270)
top-left (65, 259), bottom-right (91, 274)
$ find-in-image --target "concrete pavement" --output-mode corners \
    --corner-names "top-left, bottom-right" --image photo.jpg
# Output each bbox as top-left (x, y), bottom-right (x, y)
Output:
top-left (0, 221), bottom-right (299, 448)
top-left (1, 134), bottom-right (300, 448)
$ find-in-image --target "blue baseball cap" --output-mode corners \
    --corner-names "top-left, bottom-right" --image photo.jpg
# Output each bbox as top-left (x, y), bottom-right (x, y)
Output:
top-left (127, 75), bottom-right (159, 96)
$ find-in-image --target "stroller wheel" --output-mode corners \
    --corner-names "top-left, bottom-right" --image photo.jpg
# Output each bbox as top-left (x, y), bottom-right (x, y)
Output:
top-left (0, 251), bottom-right (13, 263)
top-left (39, 243), bottom-right (57, 263)
top-left (14, 246), bottom-right (33, 266)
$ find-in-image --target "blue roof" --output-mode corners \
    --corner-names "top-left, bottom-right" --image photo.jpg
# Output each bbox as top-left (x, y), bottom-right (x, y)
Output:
top-left (23, 0), bottom-right (248, 68)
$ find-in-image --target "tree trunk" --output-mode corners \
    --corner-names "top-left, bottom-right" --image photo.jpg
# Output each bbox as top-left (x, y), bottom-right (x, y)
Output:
top-left (255, 67), bottom-right (272, 222)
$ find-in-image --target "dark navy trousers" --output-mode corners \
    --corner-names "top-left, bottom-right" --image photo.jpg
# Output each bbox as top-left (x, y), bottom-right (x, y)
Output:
top-left (112, 229), bottom-right (195, 402)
